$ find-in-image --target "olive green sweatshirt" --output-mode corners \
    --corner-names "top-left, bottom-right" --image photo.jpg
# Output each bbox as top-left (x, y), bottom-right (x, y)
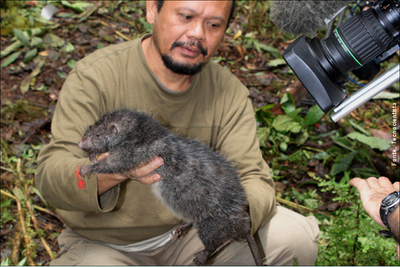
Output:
top-left (35, 35), bottom-right (276, 245)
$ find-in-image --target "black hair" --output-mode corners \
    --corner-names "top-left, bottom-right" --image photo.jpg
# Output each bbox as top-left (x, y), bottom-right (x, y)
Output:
top-left (156, 0), bottom-right (236, 29)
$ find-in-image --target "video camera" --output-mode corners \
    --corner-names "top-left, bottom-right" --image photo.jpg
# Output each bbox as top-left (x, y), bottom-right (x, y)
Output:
top-left (282, 0), bottom-right (400, 122)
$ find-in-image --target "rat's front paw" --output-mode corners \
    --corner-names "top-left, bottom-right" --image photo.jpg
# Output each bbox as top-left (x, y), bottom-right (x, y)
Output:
top-left (79, 165), bottom-right (91, 177)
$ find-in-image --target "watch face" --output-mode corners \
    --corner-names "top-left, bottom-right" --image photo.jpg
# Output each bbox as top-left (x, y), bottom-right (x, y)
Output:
top-left (382, 191), bottom-right (400, 207)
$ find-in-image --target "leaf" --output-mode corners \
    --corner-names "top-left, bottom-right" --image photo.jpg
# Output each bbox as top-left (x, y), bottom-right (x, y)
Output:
top-left (330, 151), bottom-right (357, 176)
top-left (23, 48), bottom-right (38, 63)
top-left (257, 43), bottom-right (282, 58)
top-left (43, 33), bottom-right (65, 47)
top-left (64, 42), bottom-right (75, 53)
top-left (304, 105), bottom-right (324, 126)
top-left (372, 91), bottom-right (400, 99)
top-left (280, 93), bottom-right (296, 114)
top-left (347, 132), bottom-right (392, 151)
top-left (1, 51), bottom-right (22, 68)
top-left (20, 57), bottom-right (46, 93)
top-left (0, 199), bottom-right (12, 208)
top-left (267, 58), bottom-right (286, 67)
top-left (349, 119), bottom-right (371, 136)
top-left (67, 59), bottom-right (77, 69)
top-left (286, 121), bottom-right (302, 133)
top-left (61, 0), bottom-right (94, 13)
top-left (257, 127), bottom-right (270, 147)
top-left (295, 131), bottom-right (309, 145)
top-left (30, 36), bottom-right (43, 48)
top-left (13, 28), bottom-right (30, 47)
top-left (1, 40), bottom-right (23, 59)
top-left (31, 187), bottom-right (48, 207)
top-left (272, 115), bottom-right (293, 132)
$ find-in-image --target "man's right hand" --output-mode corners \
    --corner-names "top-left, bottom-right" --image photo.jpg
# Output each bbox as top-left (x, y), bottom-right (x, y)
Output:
top-left (97, 155), bottom-right (164, 195)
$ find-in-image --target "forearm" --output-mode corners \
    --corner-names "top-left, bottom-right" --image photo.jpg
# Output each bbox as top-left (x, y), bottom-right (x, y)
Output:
top-left (388, 206), bottom-right (400, 244)
top-left (97, 173), bottom-right (127, 196)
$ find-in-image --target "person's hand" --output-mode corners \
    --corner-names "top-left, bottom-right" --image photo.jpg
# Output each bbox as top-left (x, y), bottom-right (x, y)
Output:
top-left (96, 155), bottom-right (164, 196)
top-left (349, 176), bottom-right (399, 228)
top-left (97, 153), bottom-right (164, 185)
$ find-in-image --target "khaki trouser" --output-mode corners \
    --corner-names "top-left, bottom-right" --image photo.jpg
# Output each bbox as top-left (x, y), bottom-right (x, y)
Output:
top-left (51, 206), bottom-right (319, 265)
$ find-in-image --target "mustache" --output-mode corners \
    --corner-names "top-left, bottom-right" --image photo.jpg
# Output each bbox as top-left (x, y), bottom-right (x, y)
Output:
top-left (171, 41), bottom-right (208, 56)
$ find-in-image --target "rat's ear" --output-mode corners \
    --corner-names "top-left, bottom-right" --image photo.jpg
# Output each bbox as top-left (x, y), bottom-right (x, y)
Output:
top-left (110, 124), bottom-right (119, 134)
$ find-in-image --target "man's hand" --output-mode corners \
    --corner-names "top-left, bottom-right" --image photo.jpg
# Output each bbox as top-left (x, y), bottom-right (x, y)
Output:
top-left (349, 176), bottom-right (399, 228)
top-left (97, 155), bottom-right (164, 195)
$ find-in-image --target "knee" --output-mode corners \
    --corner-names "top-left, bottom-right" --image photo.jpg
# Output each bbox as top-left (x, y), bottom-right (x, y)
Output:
top-left (258, 206), bottom-right (320, 265)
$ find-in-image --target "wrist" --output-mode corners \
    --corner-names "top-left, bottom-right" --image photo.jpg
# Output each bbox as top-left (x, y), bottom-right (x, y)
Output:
top-left (387, 205), bottom-right (400, 244)
top-left (380, 191), bottom-right (400, 243)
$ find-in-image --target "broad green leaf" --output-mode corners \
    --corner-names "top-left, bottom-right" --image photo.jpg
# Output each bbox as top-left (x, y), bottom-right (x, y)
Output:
top-left (286, 121), bottom-right (302, 133)
top-left (0, 199), bottom-right (12, 208)
top-left (64, 42), bottom-right (75, 52)
top-left (1, 51), bottom-right (22, 68)
top-left (31, 36), bottom-right (43, 47)
top-left (330, 151), bottom-right (357, 176)
top-left (272, 115), bottom-right (293, 132)
top-left (43, 33), bottom-right (65, 47)
top-left (280, 93), bottom-right (296, 114)
top-left (304, 105), bottom-right (324, 126)
top-left (257, 43), bottom-right (282, 58)
top-left (13, 28), bottom-right (30, 47)
top-left (1, 40), bottom-right (22, 59)
top-left (23, 48), bottom-right (38, 63)
top-left (257, 127), bottom-right (270, 147)
top-left (331, 136), bottom-right (356, 152)
top-left (61, 0), bottom-right (94, 13)
top-left (279, 142), bottom-right (288, 152)
top-left (347, 132), bottom-right (391, 151)
top-left (295, 131), bottom-right (309, 144)
top-left (67, 59), bottom-right (77, 69)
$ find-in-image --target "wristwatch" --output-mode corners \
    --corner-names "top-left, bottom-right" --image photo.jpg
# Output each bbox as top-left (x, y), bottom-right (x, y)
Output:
top-left (379, 191), bottom-right (400, 237)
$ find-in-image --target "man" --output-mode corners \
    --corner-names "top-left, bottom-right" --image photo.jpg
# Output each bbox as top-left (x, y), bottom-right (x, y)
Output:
top-left (350, 177), bottom-right (400, 261)
top-left (36, 1), bottom-right (319, 265)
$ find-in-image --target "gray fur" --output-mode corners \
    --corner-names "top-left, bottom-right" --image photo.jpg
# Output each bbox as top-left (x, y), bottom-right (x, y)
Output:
top-left (270, 0), bottom-right (352, 37)
top-left (78, 109), bottom-right (262, 266)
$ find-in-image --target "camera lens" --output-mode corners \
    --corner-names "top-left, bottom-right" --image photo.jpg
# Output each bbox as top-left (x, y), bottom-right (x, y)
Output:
top-left (283, 0), bottom-right (400, 113)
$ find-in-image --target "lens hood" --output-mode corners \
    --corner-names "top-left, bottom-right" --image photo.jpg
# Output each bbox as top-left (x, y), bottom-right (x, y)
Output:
top-left (283, 36), bottom-right (347, 113)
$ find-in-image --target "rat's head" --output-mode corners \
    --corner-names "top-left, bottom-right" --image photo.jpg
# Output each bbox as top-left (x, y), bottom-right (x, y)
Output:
top-left (78, 110), bottom-right (133, 153)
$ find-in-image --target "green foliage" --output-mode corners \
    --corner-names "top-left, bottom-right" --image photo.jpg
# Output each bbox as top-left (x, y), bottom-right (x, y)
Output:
top-left (315, 175), bottom-right (398, 265)
top-left (255, 91), bottom-right (396, 265)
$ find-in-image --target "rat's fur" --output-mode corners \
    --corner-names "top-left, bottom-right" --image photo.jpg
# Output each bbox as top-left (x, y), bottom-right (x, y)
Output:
top-left (78, 109), bottom-right (263, 265)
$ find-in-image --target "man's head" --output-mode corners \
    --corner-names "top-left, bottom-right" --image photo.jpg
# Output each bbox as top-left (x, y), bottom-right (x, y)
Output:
top-left (146, 1), bottom-right (235, 75)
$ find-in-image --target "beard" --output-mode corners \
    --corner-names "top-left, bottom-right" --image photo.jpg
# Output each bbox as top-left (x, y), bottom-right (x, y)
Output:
top-left (155, 38), bottom-right (208, 75)
top-left (161, 54), bottom-right (205, 75)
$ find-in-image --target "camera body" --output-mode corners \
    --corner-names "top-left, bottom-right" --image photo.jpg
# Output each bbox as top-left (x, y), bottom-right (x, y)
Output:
top-left (283, 0), bottom-right (400, 113)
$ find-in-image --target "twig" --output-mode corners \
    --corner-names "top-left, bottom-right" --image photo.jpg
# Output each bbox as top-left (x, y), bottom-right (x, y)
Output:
top-left (25, 184), bottom-right (55, 260)
top-left (11, 224), bottom-right (22, 266)
top-left (276, 196), bottom-right (334, 218)
top-left (1, 189), bottom-right (62, 222)
top-left (14, 186), bottom-right (35, 266)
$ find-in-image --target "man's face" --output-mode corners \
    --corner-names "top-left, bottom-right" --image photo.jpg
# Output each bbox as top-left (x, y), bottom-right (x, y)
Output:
top-left (147, 1), bottom-right (232, 75)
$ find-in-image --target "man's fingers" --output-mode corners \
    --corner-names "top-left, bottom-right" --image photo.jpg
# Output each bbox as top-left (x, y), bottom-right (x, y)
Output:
top-left (349, 178), bottom-right (370, 193)
top-left (131, 157), bottom-right (164, 178)
top-left (365, 177), bottom-right (382, 189)
top-left (137, 174), bottom-right (161, 185)
top-left (377, 176), bottom-right (394, 188)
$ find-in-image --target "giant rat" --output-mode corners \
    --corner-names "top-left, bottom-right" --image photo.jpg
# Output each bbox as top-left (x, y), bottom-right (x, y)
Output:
top-left (78, 109), bottom-right (263, 266)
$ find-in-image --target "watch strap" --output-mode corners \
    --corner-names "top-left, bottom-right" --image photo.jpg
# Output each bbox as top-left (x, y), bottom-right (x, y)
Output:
top-left (379, 191), bottom-right (400, 233)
